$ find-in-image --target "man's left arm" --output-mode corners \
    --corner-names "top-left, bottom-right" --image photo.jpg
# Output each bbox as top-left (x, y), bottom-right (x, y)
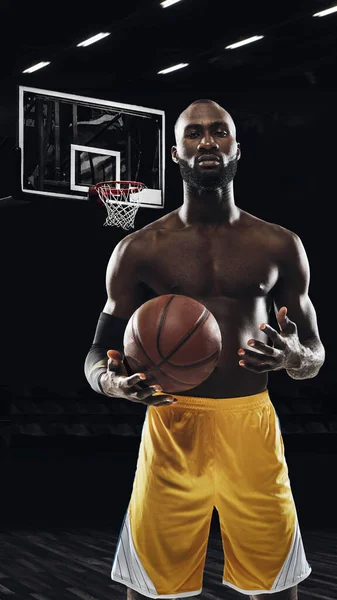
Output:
top-left (239, 231), bottom-right (325, 380)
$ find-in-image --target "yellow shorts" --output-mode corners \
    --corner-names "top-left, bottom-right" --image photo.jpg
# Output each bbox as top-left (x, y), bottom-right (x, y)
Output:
top-left (111, 390), bottom-right (311, 598)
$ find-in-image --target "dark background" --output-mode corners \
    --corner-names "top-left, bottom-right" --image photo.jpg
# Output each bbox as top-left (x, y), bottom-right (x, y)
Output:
top-left (0, 0), bottom-right (336, 531)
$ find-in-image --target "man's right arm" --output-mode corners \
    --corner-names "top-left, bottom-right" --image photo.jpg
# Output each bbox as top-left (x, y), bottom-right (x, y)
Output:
top-left (84, 234), bottom-right (143, 393)
top-left (84, 234), bottom-right (176, 406)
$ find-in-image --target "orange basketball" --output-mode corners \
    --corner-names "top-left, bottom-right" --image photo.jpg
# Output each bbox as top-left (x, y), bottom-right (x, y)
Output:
top-left (123, 294), bottom-right (222, 393)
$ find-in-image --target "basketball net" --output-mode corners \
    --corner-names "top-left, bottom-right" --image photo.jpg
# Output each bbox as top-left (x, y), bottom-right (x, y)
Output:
top-left (95, 181), bottom-right (146, 230)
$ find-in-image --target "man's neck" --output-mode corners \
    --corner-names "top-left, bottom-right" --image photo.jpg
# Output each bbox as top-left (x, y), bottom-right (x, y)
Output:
top-left (178, 181), bottom-right (240, 226)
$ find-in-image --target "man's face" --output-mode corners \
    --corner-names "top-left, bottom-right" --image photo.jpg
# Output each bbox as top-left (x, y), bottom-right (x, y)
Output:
top-left (172, 103), bottom-right (241, 191)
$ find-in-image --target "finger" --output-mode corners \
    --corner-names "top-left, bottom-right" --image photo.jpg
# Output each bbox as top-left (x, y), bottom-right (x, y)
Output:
top-left (122, 372), bottom-right (147, 388)
top-left (107, 349), bottom-right (122, 361)
top-left (137, 387), bottom-right (177, 404)
top-left (278, 306), bottom-right (288, 329)
top-left (238, 360), bottom-right (273, 373)
top-left (152, 399), bottom-right (177, 406)
top-left (277, 307), bottom-right (297, 334)
top-left (243, 341), bottom-right (277, 355)
top-left (238, 349), bottom-right (279, 367)
top-left (135, 385), bottom-right (164, 400)
top-left (133, 386), bottom-right (176, 405)
top-left (259, 323), bottom-right (286, 346)
top-left (107, 350), bottom-right (123, 371)
top-left (146, 395), bottom-right (177, 406)
top-left (278, 306), bottom-right (288, 322)
top-left (278, 306), bottom-right (292, 329)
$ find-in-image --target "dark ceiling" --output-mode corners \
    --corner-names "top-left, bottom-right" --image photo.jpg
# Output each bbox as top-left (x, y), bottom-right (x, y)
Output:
top-left (1, 0), bottom-right (337, 99)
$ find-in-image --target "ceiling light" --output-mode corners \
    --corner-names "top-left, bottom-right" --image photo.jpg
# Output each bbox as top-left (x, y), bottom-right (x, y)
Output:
top-left (313, 5), bottom-right (337, 17)
top-left (22, 61), bottom-right (51, 74)
top-left (77, 33), bottom-right (110, 47)
top-left (160, 0), bottom-right (182, 7)
top-left (158, 62), bottom-right (189, 74)
top-left (225, 35), bottom-right (264, 50)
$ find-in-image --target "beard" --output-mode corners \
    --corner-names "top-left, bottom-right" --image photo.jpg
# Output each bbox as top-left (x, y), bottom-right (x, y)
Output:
top-left (178, 156), bottom-right (238, 192)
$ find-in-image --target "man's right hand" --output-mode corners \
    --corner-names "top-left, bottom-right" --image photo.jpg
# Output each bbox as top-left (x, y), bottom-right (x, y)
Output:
top-left (99, 350), bottom-right (177, 406)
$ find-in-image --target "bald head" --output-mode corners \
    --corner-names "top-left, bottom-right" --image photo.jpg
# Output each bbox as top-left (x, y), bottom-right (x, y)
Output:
top-left (174, 99), bottom-right (236, 142)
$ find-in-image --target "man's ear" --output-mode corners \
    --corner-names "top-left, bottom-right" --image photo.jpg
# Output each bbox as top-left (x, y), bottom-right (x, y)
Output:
top-left (171, 146), bottom-right (179, 164)
top-left (236, 142), bottom-right (241, 161)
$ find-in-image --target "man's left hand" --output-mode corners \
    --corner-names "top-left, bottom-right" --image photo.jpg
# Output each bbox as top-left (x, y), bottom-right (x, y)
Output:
top-left (237, 306), bottom-right (302, 373)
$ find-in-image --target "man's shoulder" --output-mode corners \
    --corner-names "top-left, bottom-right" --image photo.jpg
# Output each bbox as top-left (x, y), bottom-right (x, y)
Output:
top-left (141, 209), bottom-right (180, 232)
top-left (243, 211), bottom-right (300, 246)
top-left (114, 209), bottom-right (179, 254)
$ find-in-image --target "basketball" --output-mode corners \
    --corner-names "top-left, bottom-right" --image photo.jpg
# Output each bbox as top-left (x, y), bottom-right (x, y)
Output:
top-left (123, 294), bottom-right (222, 393)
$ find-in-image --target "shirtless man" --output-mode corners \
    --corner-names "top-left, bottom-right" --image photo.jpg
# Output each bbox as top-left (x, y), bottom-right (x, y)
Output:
top-left (84, 99), bottom-right (325, 600)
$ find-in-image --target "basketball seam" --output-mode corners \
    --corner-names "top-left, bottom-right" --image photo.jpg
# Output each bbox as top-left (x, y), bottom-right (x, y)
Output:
top-left (156, 294), bottom-right (176, 357)
top-left (162, 313), bottom-right (221, 367)
top-left (165, 347), bottom-right (221, 368)
top-left (127, 337), bottom-right (205, 386)
top-left (128, 347), bottom-right (221, 369)
top-left (145, 347), bottom-right (221, 384)
top-left (157, 297), bottom-right (212, 362)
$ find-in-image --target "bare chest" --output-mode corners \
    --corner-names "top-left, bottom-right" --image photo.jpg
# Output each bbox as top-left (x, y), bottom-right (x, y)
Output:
top-left (140, 229), bottom-right (279, 299)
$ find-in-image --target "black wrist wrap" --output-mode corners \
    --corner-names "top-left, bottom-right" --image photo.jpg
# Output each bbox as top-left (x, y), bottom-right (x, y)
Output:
top-left (84, 312), bottom-right (128, 394)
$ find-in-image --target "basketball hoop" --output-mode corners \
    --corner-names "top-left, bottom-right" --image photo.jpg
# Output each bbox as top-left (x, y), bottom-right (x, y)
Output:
top-left (94, 181), bottom-right (146, 230)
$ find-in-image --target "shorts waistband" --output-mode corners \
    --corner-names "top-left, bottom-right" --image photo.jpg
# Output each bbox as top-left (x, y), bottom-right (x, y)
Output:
top-left (167, 389), bottom-right (271, 412)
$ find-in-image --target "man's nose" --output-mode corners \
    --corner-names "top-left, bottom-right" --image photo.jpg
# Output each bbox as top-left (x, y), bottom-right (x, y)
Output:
top-left (197, 134), bottom-right (219, 151)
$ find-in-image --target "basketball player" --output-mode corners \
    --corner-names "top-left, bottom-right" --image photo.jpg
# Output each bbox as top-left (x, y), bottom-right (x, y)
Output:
top-left (84, 99), bottom-right (325, 600)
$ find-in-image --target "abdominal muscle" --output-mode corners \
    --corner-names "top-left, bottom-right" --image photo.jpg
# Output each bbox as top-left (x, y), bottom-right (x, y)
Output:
top-left (178, 296), bottom-right (271, 399)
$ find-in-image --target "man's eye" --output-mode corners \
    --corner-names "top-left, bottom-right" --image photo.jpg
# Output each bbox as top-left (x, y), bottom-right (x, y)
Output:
top-left (186, 131), bottom-right (199, 138)
top-left (215, 130), bottom-right (228, 136)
